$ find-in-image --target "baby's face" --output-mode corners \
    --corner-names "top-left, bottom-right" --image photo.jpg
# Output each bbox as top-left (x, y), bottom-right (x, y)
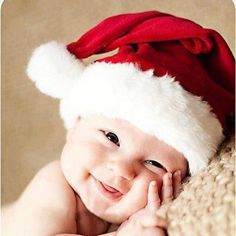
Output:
top-left (61, 115), bottom-right (187, 223)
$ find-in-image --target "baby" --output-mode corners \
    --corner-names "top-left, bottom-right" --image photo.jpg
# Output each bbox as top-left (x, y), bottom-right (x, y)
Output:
top-left (2, 10), bottom-right (234, 236)
top-left (3, 114), bottom-right (185, 236)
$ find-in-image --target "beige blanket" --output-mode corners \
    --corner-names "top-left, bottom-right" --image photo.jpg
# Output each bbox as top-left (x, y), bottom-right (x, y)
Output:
top-left (157, 135), bottom-right (235, 236)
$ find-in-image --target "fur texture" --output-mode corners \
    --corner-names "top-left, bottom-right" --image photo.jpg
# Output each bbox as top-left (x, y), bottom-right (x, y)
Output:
top-left (27, 41), bottom-right (85, 98)
top-left (60, 62), bottom-right (224, 175)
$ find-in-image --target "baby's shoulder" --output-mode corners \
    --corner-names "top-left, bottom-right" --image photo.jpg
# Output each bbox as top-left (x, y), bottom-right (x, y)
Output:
top-left (34, 160), bottom-right (67, 186)
top-left (19, 161), bottom-right (77, 213)
top-left (2, 161), bottom-right (78, 236)
top-left (36, 160), bottom-right (63, 178)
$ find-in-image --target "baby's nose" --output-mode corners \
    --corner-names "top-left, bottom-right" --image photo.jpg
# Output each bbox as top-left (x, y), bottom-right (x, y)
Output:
top-left (107, 159), bottom-right (135, 181)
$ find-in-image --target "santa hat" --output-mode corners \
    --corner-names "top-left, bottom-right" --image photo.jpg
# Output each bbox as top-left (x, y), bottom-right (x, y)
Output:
top-left (27, 11), bottom-right (235, 175)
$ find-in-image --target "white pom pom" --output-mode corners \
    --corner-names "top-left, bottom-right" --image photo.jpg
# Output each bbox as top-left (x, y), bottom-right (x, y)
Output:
top-left (27, 41), bottom-right (85, 99)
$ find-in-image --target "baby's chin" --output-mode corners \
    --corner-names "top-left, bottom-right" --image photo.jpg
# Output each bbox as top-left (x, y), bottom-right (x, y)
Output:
top-left (90, 207), bottom-right (129, 224)
top-left (81, 199), bottom-right (124, 224)
top-left (79, 194), bottom-right (134, 224)
top-left (86, 197), bottom-right (147, 225)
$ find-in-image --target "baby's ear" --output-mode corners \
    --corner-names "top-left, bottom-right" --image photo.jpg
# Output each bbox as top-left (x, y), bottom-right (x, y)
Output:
top-left (66, 117), bottom-right (81, 141)
top-left (66, 129), bottom-right (74, 141)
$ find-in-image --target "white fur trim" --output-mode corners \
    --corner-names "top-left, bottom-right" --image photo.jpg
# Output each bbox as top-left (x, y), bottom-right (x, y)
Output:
top-left (26, 41), bottom-right (224, 175)
top-left (59, 62), bottom-right (224, 175)
top-left (27, 41), bottom-right (85, 99)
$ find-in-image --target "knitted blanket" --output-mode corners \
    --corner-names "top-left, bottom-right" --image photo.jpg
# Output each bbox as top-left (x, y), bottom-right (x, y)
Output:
top-left (157, 135), bottom-right (235, 236)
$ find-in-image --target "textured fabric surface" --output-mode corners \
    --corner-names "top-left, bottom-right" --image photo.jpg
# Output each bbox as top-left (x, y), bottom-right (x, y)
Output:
top-left (157, 134), bottom-right (235, 236)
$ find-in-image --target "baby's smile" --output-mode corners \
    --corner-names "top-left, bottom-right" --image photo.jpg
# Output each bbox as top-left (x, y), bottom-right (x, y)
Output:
top-left (93, 176), bottom-right (124, 200)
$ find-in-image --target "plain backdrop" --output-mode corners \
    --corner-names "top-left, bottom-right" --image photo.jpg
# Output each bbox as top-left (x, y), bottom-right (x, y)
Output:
top-left (2, 0), bottom-right (235, 205)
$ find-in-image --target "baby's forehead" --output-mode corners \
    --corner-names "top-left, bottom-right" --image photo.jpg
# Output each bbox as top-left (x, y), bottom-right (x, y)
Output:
top-left (83, 115), bottom-right (126, 125)
top-left (82, 115), bottom-right (137, 132)
top-left (92, 115), bottom-right (154, 133)
top-left (81, 115), bottom-right (180, 152)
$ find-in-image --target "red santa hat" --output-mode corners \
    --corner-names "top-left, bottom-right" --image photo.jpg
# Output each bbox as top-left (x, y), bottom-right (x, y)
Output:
top-left (27, 11), bottom-right (235, 175)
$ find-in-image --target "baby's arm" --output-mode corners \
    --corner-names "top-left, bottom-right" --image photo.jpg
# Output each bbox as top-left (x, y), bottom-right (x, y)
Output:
top-left (2, 161), bottom-right (78, 236)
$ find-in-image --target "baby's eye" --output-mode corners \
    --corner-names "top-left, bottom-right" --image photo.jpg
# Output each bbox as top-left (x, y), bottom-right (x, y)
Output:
top-left (144, 160), bottom-right (165, 170)
top-left (104, 131), bottom-right (120, 146)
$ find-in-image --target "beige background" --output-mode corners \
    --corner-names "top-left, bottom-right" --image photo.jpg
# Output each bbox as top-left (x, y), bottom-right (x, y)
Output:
top-left (2, 0), bottom-right (235, 205)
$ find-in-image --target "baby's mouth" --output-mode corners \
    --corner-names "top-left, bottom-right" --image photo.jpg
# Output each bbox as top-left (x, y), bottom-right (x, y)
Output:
top-left (93, 177), bottom-right (123, 200)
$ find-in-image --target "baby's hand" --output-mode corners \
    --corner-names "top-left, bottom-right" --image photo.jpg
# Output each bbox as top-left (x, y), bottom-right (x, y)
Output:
top-left (117, 170), bottom-right (181, 236)
top-left (117, 181), bottom-right (168, 236)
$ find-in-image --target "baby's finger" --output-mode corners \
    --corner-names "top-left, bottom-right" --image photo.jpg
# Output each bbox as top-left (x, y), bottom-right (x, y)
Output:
top-left (147, 181), bottom-right (161, 211)
top-left (142, 214), bottom-right (168, 229)
top-left (161, 173), bottom-right (173, 204)
top-left (155, 214), bottom-right (169, 229)
top-left (173, 170), bottom-right (182, 198)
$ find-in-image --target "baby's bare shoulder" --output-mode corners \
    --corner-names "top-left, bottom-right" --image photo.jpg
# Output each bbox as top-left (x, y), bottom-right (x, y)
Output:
top-left (20, 160), bottom-right (76, 211)
top-left (3, 161), bottom-right (78, 236)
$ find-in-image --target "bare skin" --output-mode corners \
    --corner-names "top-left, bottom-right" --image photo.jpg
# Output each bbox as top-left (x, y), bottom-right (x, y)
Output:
top-left (2, 115), bottom-right (187, 236)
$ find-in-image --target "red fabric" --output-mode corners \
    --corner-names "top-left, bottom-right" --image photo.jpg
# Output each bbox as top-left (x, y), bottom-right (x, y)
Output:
top-left (67, 11), bottom-right (235, 132)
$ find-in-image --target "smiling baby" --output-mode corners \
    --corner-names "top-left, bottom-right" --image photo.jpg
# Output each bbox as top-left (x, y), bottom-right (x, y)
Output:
top-left (2, 10), bottom-right (234, 236)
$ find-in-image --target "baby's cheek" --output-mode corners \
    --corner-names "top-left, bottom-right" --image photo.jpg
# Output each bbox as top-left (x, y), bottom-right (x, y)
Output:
top-left (60, 142), bottom-right (105, 190)
top-left (60, 146), bottom-right (84, 187)
top-left (61, 142), bottom-right (87, 169)
top-left (130, 174), bottom-right (160, 206)
top-left (137, 172), bottom-right (163, 199)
